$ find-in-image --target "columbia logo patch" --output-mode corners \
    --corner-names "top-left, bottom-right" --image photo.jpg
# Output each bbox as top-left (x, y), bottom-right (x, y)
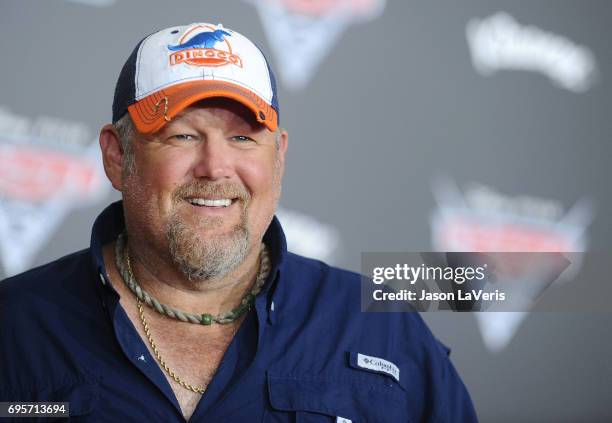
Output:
top-left (357, 353), bottom-right (400, 382)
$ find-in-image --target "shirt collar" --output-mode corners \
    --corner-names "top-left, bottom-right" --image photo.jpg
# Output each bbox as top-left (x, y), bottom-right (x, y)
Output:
top-left (89, 200), bottom-right (289, 322)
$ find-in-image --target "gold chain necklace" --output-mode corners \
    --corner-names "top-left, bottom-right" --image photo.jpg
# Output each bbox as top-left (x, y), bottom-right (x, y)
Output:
top-left (122, 243), bottom-right (269, 395)
top-left (137, 299), bottom-right (207, 394)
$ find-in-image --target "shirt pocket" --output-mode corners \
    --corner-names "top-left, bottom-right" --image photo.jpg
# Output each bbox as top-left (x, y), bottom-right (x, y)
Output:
top-left (263, 373), bottom-right (412, 423)
top-left (0, 377), bottom-right (99, 421)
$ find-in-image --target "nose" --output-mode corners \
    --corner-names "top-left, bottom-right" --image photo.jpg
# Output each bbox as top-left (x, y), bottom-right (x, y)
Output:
top-left (192, 134), bottom-right (233, 180)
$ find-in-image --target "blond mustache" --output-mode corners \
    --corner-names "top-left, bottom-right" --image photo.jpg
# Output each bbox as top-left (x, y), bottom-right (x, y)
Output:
top-left (172, 181), bottom-right (250, 203)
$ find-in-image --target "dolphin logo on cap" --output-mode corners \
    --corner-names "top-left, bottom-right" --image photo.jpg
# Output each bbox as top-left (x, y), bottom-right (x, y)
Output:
top-left (168, 29), bottom-right (232, 52)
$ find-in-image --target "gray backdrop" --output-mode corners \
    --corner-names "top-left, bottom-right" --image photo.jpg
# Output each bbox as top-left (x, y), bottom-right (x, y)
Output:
top-left (1, 1), bottom-right (611, 421)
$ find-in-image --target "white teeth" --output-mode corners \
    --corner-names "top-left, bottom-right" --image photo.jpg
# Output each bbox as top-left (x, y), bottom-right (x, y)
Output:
top-left (188, 198), bottom-right (232, 207)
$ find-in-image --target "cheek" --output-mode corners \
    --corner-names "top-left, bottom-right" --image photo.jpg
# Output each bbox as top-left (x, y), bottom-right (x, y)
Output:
top-left (124, 149), bottom-right (195, 227)
top-left (239, 154), bottom-right (281, 226)
top-left (135, 150), bottom-right (193, 200)
top-left (240, 154), bottom-right (279, 198)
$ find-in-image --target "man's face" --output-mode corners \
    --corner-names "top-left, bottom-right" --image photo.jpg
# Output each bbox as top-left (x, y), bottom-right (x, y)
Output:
top-left (120, 98), bottom-right (287, 281)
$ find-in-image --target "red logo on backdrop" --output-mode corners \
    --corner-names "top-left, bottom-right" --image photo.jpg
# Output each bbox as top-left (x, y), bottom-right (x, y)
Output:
top-left (439, 218), bottom-right (573, 252)
top-left (0, 107), bottom-right (109, 277)
top-left (0, 146), bottom-right (99, 202)
top-left (431, 182), bottom-right (590, 254)
top-left (277, 0), bottom-right (381, 16)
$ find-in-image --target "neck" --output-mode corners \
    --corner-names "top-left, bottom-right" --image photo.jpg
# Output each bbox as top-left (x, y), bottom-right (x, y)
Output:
top-left (121, 235), bottom-right (263, 317)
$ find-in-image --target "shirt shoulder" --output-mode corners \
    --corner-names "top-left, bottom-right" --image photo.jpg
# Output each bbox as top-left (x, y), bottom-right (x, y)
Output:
top-left (0, 248), bottom-right (93, 314)
top-left (283, 251), bottom-right (362, 288)
top-left (280, 252), bottom-right (436, 347)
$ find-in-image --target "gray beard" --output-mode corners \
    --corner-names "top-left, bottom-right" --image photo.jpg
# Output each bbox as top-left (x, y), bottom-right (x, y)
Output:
top-left (166, 213), bottom-right (250, 282)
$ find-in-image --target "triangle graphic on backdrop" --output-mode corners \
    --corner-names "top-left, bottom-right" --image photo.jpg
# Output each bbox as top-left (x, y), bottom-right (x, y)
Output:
top-left (430, 178), bottom-right (592, 352)
top-left (247, 0), bottom-right (386, 90)
top-left (0, 199), bottom-right (73, 276)
top-left (468, 201), bottom-right (592, 351)
top-left (474, 312), bottom-right (529, 353)
top-left (0, 141), bottom-right (110, 277)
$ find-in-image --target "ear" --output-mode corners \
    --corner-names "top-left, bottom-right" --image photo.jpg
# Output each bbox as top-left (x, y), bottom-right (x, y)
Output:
top-left (276, 128), bottom-right (289, 178)
top-left (99, 123), bottom-right (125, 191)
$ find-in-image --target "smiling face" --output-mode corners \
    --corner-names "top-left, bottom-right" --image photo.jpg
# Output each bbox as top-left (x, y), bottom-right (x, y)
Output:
top-left (116, 98), bottom-right (287, 281)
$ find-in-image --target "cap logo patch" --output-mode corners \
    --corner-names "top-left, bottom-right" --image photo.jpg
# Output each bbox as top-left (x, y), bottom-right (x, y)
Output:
top-left (167, 24), bottom-right (243, 68)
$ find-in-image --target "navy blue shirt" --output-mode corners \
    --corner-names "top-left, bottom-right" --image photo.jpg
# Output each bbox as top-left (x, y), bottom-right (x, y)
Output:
top-left (0, 202), bottom-right (477, 422)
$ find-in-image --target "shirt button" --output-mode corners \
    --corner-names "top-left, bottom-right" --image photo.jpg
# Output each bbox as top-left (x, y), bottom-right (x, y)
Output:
top-left (99, 273), bottom-right (106, 285)
top-left (270, 301), bottom-right (275, 312)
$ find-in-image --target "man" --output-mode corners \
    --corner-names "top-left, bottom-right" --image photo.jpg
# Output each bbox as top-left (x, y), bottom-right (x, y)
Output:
top-left (0, 23), bottom-right (477, 422)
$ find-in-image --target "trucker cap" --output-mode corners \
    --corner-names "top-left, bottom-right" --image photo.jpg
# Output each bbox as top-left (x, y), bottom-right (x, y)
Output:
top-left (112, 23), bottom-right (279, 134)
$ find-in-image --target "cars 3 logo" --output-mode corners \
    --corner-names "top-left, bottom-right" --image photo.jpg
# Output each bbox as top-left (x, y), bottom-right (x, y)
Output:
top-left (0, 107), bottom-right (109, 277)
top-left (0, 145), bottom-right (100, 202)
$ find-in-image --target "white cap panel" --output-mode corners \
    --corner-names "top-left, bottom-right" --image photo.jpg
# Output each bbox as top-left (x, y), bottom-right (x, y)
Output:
top-left (134, 23), bottom-right (273, 104)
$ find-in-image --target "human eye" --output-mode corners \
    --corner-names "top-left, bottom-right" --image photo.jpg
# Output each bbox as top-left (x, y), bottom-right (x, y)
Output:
top-left (162, 133), bottom-right (200, 146)
top-left (231, 135), bottom-right (256, 143)
top-left (169, 134), bottom-right (198, 142)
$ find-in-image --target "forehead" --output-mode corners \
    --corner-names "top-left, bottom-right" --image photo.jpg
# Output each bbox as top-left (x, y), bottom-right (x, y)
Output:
top-left (169, 98), bottom-right (266, 132)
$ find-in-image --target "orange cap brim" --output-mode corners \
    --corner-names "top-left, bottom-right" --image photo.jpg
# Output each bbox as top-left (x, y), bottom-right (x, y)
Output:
top-left (127, 80), bottom-right (278, 134)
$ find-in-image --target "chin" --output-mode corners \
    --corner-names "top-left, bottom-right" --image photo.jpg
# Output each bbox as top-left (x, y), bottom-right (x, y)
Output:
top-left (167, 220), bottom-right (250, 281)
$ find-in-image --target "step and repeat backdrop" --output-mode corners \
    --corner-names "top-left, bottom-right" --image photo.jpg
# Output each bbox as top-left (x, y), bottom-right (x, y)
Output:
top-left (1, 0), bottom-right (610, 421)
